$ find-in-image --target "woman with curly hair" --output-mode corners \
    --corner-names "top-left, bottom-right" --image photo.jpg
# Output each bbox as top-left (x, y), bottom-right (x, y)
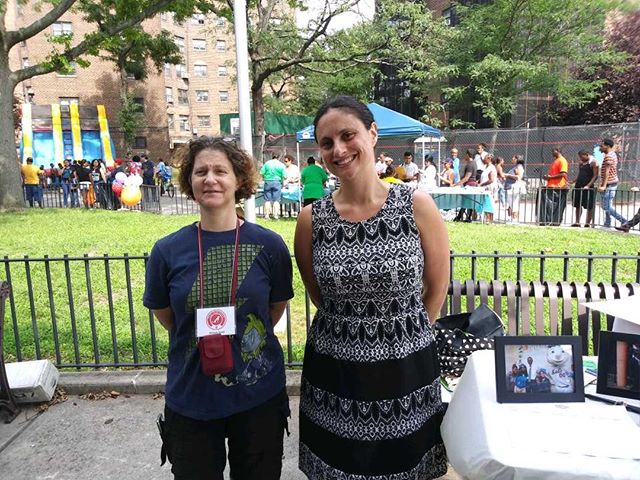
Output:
top-left (144, 137), bottom-right (293, 480)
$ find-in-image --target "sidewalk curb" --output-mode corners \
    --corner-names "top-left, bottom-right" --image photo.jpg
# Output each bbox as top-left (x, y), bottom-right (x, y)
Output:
top-left (58, 369), bottom-right (302, 396)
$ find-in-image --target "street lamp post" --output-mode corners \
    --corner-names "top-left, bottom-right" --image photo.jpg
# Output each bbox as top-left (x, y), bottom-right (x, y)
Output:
top-left (234, 0), bottom-right (256, 222)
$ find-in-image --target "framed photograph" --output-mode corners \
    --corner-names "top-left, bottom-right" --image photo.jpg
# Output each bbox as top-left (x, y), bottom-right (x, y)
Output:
top-left (494, 336), bottom-right (584, 403)
top-left (597, 331), bottom-right (640, 401)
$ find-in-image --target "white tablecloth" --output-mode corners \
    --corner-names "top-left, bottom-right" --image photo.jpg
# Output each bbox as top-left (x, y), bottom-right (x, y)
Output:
top-left (441, 350), bottom-right (640, 480)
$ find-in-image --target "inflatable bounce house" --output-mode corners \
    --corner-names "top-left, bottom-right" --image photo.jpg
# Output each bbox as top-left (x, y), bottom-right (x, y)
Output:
top-left (20, 103), bottom-right (116, 167)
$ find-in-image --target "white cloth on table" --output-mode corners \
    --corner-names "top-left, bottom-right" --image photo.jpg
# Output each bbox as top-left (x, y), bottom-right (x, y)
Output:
top-left (441, 350), bottom-right (640, 480)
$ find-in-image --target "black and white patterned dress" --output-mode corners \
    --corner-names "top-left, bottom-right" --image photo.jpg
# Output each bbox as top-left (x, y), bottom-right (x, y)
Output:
top-left (299, 183), bottom-right (448, 480)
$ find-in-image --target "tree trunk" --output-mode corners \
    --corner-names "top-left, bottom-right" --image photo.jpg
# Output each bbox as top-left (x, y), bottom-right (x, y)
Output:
top-left (0, 55), bottom-right (24, 210)
top-left (251, 83), bottom-right (266, 163)
top-left (118, 56), bottom-right (132, 154)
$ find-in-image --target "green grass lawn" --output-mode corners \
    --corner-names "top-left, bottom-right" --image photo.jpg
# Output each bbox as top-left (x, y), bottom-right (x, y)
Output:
top-left (1, 209), bottom-right (639, 367)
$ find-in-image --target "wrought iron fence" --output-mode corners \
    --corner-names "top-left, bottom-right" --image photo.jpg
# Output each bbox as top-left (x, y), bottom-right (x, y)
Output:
top-left (2, 251), bottom-right (639, 369)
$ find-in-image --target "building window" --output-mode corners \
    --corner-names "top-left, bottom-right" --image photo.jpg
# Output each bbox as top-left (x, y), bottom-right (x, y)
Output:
top-left (167, 114), bottom-right (174, 130)
top-left (176, 64), bottom-right (188, 79)
top-left (165, 87), bottom-right (174, 104)
top-left (216, 17), bottom-right (226, 27)
top-left (52, 21), bottom-right (73, 36)
top-left (442, 7), bottom-right (459, 27)
top-left (192, 39), bottom-right (206, 51)
top-left (179, 115), bottom-right (190, 132)
top-left (195, 90), bottom-right (209, 103)
top-left (174, 35), bottom-right (185, 53)
top-left (134, 136), bottom-right (147, 149)
top-left (192, 13), bottom-right (205, 25)
top-left (133, 97), bottom-right (145, 113)
top-left (197, 115), bottom-right (211, 128)
top-left (178, 89), bottom-right (189, 105)
top-left (218, 90), bottom-right (229, 103)
top-left (59, 97), bottom-right (79, 106)
top-left (216, 40), bottom-right (226, 52)
top-left (164, 63), bottom-right (172, 77)
top-left (193, 63), bottom-right (208, 77)
top-left (217, 66), bottom-right (228, 77)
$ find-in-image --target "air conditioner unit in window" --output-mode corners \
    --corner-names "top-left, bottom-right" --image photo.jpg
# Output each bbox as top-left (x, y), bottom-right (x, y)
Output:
top-left (181, 72), bottom-right (189, 80)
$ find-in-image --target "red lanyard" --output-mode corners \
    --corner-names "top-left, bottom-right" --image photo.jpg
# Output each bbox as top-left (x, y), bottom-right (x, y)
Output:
top-left (197, 218), bottom-right (241, 308)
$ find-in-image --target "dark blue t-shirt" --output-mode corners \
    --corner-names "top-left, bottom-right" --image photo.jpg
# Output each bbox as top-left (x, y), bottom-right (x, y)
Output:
top-left (143, 221), bottom-right (293, 420)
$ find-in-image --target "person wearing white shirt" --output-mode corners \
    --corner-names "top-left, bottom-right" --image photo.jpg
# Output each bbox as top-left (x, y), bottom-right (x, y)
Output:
top-left (474, 143), bottom-right (489, 181)
top-left (420, 156), bottom-right (438, 190)
top-left (375, 152), bottom-right (388, 178)
top-left (282, 154), bottom-right (301, 217)
top-left (283, 154), bottom-right (300, 186)
top-left (398, 151), bottom-right (419, 184)
top-left (479, 154), bottom-right (497, 223)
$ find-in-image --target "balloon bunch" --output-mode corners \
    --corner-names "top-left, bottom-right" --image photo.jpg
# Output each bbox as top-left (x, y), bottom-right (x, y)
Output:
top-left (112, 172), bottom-right (143, 207)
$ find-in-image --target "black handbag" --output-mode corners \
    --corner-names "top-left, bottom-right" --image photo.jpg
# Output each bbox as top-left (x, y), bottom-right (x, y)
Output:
top-left (435, 304), bottom-right (505, 376)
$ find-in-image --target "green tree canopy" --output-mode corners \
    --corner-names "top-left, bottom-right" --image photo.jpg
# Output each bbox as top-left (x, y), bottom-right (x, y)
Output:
top-left (380, 0), bottom-right (626, 128)
top-left (0, 0), bottom-right (219, 209)
top-left (545, 10), bottom-right (640, 125)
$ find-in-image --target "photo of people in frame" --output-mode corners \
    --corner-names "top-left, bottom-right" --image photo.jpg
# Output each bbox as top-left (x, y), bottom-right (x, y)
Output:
top-left (605, 340), bottom-right (640, 393)
top-left (504, 344), bottom-right (576, 394)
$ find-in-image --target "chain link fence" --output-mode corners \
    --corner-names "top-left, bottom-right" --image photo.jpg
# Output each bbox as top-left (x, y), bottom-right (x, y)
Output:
top-left (254, 121), bottom-right (640, 189)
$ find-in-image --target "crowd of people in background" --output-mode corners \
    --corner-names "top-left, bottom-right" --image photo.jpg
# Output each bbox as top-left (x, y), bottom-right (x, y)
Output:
top-left (20, 154), bottom-right (173, 210)
top-left (370, 139), bottom-right (633, 230)
top-left (20, 137), bottom-right (639, 232)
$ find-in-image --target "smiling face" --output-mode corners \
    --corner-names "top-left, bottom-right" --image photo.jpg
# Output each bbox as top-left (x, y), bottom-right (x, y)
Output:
top-left (190, 148), bottom-right (239, 211)
top-left (315, 108), bottom-right (378, 181)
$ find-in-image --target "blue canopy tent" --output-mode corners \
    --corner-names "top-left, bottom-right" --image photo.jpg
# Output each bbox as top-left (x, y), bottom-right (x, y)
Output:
top-left (295, 103), bottom-right (441, 141)
top-left (295, 103), bottom-right (443, 179)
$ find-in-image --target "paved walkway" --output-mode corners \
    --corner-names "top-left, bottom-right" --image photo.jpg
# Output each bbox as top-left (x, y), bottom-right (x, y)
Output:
top-left (0, 371), bottom-right (461, 480)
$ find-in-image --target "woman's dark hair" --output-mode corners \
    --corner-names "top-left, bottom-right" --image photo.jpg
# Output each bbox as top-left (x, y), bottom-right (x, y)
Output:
top-left (513, 154), bottom-right (525, 165)
top-left (284, 154), bottom-right (295, 162)
top-left (307, 156), bottom-right (316, 165)
top-left (313, 95), bottom-right (374, 142)
top-left (384, 165), bottom-right (395, 177)
top-left (178, 136), bottom-right (258, 202)
top-left (495, 156), bottom-right (505, 165)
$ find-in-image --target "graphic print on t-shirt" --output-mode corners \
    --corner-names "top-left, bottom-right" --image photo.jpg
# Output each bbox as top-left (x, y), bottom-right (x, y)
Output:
top-left (238, 314), bottom-right (271, 386)
top-left (186, 243), bottom-right (269, 387)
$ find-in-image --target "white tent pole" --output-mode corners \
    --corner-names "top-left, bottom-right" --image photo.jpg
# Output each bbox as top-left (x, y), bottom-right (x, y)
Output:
top-left (438, 139), bottom-right (441, 180)
top-left (234, 0), bottom-right (255, 222)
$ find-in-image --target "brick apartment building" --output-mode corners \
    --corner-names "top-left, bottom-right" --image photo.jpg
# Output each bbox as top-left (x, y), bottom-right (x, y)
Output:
top-left (7, 1), bottom-right (239, 162)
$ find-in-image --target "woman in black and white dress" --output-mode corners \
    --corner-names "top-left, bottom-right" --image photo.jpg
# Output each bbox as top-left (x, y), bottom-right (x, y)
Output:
top-left (295, 96), bottom-right (450, 479)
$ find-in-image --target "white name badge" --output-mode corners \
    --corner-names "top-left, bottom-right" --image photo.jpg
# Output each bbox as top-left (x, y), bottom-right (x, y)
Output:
top-left (196, 306), bottom-right (236, 337)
